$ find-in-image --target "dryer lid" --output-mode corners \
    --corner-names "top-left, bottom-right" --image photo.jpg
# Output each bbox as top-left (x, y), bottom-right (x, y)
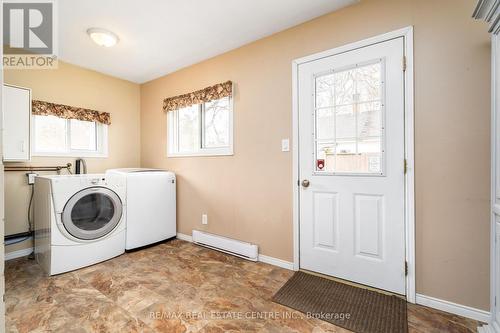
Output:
top-left (106, 168), bottom-right (167, 173)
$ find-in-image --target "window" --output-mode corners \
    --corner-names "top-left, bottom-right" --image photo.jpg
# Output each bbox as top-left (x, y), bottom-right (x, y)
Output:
top-left (33, 115), bottom-right (108, 157)
top-left (167, 96), bottom-right (233, 157)
top-left (314, 60), bottom-right (385, 175)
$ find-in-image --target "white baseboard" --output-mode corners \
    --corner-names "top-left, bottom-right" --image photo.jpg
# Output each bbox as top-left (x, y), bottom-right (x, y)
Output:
top-left (416, 293), bottom-right (490, 323)
top-left (176, 232), bottom-right (192, 242)
top-left (177, 232), bottom-right (293, 270)
top-left (258, 254), bottom-right (294, 270)
top-left (5, 248), bottom-right (33, 261)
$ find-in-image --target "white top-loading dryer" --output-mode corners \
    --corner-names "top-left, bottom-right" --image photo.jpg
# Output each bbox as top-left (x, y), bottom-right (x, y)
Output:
top-left (105, 168), bottom-right (176, 250)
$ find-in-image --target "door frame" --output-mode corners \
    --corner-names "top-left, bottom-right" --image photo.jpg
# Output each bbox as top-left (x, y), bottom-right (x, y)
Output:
top-left (0, 0), bottom-right (5, 327)
top-left (291, 26), bottom-right (415, 303)
top-left (488, 33), bottom-right (499, 329)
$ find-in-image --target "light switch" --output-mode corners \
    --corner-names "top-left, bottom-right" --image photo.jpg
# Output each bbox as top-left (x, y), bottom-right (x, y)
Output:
top-left (281, 139), bottom-right (290, 152)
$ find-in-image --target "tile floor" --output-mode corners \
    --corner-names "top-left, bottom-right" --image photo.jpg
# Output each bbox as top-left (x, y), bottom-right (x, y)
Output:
top-left (5, 239), bottom-right (482, 332)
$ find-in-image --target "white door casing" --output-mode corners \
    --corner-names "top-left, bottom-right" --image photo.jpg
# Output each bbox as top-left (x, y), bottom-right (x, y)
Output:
top-left (298, 37), bottom-right (406, 294)
top-left (0, 0), bottom-right (5, 328)
top-left (474, 2), bottom-right (500, 330)
top-left (484, 33), bottom-right (500, 332)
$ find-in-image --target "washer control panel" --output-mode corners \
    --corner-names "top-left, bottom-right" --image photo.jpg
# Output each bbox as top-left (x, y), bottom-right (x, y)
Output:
top-left (81, 176), bottom-right (107, 186)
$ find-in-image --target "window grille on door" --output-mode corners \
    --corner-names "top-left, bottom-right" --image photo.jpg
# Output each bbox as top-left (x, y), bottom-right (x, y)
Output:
top-left (314, 59), bottom-right (386, 175)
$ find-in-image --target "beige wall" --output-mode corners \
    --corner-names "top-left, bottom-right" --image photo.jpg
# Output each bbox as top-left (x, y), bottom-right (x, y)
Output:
top-left (1, 0), bottom-right (490, 313)
top-left (4, 61), bottom-right (141, 254)
top-left (140, 0), bottom-right (491, 310)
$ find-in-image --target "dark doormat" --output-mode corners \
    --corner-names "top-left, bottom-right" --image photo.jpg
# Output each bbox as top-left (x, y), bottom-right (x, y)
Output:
top-left (272, 271), bottom-right (408, 333)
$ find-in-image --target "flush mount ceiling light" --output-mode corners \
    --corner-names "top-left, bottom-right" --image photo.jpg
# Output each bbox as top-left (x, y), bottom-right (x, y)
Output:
top-left (86, 28), bottom-right (119, 47)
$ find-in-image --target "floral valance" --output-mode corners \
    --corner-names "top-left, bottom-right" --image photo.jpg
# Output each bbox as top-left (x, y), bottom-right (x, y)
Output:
top-left (163, 80), bottom-right (232, 112)
top-left (32, 100), bottom-right (111, 125)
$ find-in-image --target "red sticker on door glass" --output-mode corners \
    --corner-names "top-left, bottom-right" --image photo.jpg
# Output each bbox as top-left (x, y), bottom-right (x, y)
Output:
top-left (317, 159), bottom-right (325, 170)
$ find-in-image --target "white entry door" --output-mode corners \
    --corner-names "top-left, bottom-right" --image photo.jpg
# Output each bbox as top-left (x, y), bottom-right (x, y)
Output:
top-left (298, 37), bottom-right (406, 294)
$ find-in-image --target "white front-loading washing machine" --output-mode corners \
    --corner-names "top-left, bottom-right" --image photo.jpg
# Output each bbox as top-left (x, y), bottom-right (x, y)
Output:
top-left (33, 174), bottom-right (126, 275)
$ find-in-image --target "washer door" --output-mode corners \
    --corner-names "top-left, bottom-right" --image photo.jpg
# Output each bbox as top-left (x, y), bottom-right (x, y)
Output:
top-left (61, 187), bottom-right (123, 240)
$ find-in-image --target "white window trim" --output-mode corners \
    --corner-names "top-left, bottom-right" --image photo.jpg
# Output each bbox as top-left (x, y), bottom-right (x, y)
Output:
top-left (167, 97), bottom-right (234, 158)
top-left (31, 116), bottom-right (109, 158)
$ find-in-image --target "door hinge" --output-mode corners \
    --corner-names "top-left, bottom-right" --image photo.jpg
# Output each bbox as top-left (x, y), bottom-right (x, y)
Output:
top-left (404, 159), bottom-right (408, 174)
top-left (405, 261), bottom-right (408, 276)
top-left (403, 56), bottom-right (407, 72)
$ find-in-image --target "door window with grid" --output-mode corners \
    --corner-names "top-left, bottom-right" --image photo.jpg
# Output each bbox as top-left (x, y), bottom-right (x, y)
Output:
top-left (314, 59), bottom-right (385, 175)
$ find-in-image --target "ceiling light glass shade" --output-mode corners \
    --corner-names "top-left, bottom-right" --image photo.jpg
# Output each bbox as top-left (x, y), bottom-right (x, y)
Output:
top-left (87, 28), bottom-right (119, 47)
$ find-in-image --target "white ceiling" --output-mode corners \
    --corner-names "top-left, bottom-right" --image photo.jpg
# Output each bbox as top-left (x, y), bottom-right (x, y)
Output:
top-left (58, 0), bottom-right (356, 83)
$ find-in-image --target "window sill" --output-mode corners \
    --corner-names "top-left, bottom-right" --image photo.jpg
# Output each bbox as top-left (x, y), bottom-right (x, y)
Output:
top-left (32, 152), bottom-right (109, 158)
top-left (167, 149), bottom-right (233, 158)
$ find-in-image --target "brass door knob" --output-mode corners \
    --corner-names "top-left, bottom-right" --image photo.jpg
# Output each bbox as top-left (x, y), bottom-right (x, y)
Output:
top-left (301, 179), bottom-right (310, 188)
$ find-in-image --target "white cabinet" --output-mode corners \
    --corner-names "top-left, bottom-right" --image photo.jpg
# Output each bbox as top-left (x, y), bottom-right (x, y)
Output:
top-left (3, 84), bottom-right (31, 162)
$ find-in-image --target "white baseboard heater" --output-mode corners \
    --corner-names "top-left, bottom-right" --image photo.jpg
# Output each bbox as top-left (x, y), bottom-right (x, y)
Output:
top-left (192, 230), bottom-right (258, 261)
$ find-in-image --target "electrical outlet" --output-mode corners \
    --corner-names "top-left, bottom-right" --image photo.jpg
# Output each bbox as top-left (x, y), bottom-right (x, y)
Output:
top-left (26, 173), bottom-right (38, 185)
top-left (202, 214), bottom-right (208, 225)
